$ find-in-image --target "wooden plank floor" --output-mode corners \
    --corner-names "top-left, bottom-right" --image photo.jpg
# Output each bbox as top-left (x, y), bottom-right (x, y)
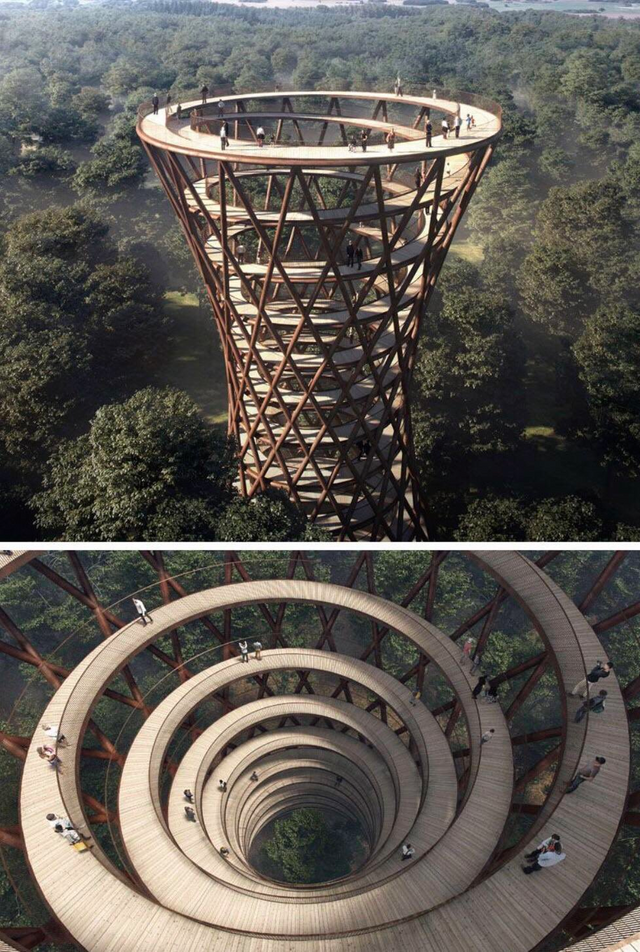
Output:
top-left (19, 560), bottom-right (630, 952)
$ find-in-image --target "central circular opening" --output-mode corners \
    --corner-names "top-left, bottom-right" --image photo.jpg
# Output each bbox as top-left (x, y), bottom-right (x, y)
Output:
top-left (249, 806), bottom-right (369, 884)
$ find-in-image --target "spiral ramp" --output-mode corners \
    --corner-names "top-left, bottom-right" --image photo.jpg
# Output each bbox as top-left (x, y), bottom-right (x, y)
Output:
top-left (18, 554), bottom-right (630, 952)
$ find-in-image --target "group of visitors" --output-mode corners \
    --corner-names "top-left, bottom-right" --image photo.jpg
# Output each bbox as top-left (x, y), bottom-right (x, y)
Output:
top-left (345, 241), bottom-right (364, 270)
top-left (239, 641), bottom-right (263, 662)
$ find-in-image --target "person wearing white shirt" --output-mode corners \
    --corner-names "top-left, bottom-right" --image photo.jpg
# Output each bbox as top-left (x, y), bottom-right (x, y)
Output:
top-left (522, 842), bottom-right (565, 873)
top-left (132, 598), bottom-right (152, 626)
top-left (524, 833), bottom-right (561, 862)
top-left (401, 843), bottom-right (415, 861)
top-left (239, 640), bottom-right (249, 662)
top-left (256, 126), bottom-right (266, 147)
top-left (480, 729), bottom-right (495, 745)
top-left (42, 723), bottom-right (67, 745)
top-left (454, 115), bottom-right (462, 139)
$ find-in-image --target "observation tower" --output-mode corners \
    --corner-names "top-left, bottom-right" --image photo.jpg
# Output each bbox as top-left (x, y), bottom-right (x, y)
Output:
top-left (137, 89), bottom-right (502, 540)
top-left (0, 550), bottom-right (638, 952)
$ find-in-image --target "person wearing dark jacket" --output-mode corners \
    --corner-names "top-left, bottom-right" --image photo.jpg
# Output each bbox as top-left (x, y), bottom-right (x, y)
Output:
top-left (570, 661), bottom-right (614, 699)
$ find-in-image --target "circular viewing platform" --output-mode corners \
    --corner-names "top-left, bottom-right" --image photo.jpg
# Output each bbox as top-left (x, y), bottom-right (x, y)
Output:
top-left (137, 88), bottom-right (503, 167)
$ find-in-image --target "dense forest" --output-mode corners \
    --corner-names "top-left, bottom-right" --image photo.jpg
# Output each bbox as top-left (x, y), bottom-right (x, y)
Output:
top-left (0, 550), bottom-right (638, 948)
top-left (0, 2), bottom-right (639, 540)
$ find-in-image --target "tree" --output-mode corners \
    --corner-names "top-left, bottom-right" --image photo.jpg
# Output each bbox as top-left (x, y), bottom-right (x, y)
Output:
top-left (73, 135), bottom-right (147, 191)
top-left (519, 179), bottom-right (633, 337)
top-left (262, 808), bottom-right (353, 883)
top-left (9, 145), bottom-right (75, 178)
top-left (32, 388), bottom-right (237, 541)
top-left (414, 278), bottom-right (525, 478)
top-left (455, 495), bottom-right (527, 542)
top-left (215, 489), bottom-right (328, 542)
top-left (526, 496), bottom-right (604, 542)
top-left (0, 204), bottom-right (164, 457)
top-left (573, 303), bottom-right (640, 475)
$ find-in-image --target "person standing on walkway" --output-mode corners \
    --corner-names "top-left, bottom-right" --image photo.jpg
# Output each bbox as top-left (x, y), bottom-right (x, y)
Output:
top-left (470, 651), bottom-right (483, 675)
top-left (480, 728), bottom-right (495, 745)
top-left (472, 676), bottom-right (487, 699)
top-left (566, 756), bottom-right (606, 793)
top-left (386, 128), bottom-right (396, 151)
top-left (575, 690), bottom-right (607, 723)
top-left (454, 115), bottom-right (462, 138)
top-left (236, 242), bottom-right (246, 264)
top-left (355, 247), bottom-right (363, 271)
top-left (522, 842), bottom-right (565, 874)
top-left (460, 637), bottom-right (474, 666)
top-left (425, 119), bottom-right (432, 147)
top-left (401, 843), bottom-right (415, 861)
top-left (346, 240), bottom-right (355, 268)
top-left (201, 84), bottom-right (209, 104)
top-left (253, 641), bottom-right (262, 660)
top-left (220, 120), bottom-right (228, 150)
top-left (361, 129), bottom-right (368, 152)
top-left (250, 771), bottom-right (259, 781)
top-left (441, 118), bottom-right (449, 139)
top-left (256, 125), bottom-right (266, 147)
top-left (465, 113), bottom-right (472, 131)
top-left (218, 98), bottom-right (225, 118)
top-left (570, 661), bottom-right (613, 699)
top-left (524, 833), bottom-right (561, 862)
top-left (152, 93), bottom-right (159, 115)
top-left (239, 640), bottom-right (249, 663)
top-left (414, 166), bottom-right (422, 191)
top-left (133, 598), bottom-right (152, 626)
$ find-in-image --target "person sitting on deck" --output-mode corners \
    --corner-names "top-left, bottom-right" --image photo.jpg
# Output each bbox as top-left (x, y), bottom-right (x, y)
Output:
top-left (575, 690), bottom-right (607, 723)
top-left (401, 843), bottom-right (415, 861)
top-left (524, 834), bottom-right (561, 862)
top-left (42, 723), bottom-right (67, 745)
top-left (37, 746), bottom-right (61, 770)
top-left (522, 842), bottom-right (565, 874)
top-left (236, 242), bottom-right (246, 264)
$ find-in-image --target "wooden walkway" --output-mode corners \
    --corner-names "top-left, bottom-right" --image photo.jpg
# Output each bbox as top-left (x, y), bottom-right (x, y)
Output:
top-left (19, 558), bottom-right (630, 952)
